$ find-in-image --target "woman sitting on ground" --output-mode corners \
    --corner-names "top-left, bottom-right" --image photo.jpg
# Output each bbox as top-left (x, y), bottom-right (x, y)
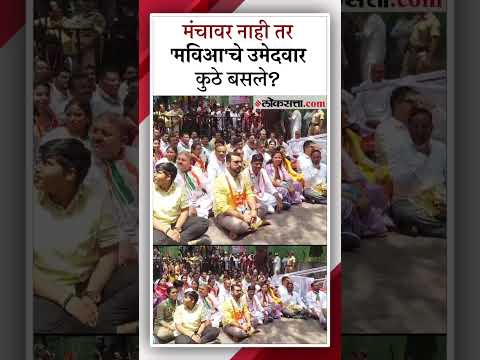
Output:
top-left (265, 149), bottom-right (303, 205)
top-left (258, 282), bottom-right (281, 320)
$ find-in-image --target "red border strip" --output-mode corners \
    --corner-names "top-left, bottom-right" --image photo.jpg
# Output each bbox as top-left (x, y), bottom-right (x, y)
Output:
top-left (231, 265), bottom-right (341, 360)
top-left (139, 0), bottom-right (210, 122)
top-left (0, 2), bottom-right (25, 48)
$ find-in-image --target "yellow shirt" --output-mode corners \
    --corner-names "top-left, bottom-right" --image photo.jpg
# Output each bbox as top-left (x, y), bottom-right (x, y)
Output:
top-left (221, 297), bottom-right (250, 326)
top-left (153, 182), bottom-right (188, 232)
top-left (173, 303), bottom-right (208, 337)
top-left (34, 185), bottom-right (118, 291)
top-left (212, 172), bottom-right (254, 217)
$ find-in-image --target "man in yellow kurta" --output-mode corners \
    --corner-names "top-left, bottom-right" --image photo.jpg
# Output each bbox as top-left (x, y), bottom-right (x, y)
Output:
top-left (221, 284), bottom-right (256, 342)
top-left (213, 153), bottom-right (267, 240)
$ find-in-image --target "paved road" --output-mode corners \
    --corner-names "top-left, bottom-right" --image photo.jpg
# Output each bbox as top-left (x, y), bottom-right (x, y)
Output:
top-left (153, 202), bottom-right (327, 245)
top-left (217, 317), bottom-right (327, 344)
top-left (157, 317), bottom-right (327, 345)
top-left (342, 232), bottom-right (447, 333)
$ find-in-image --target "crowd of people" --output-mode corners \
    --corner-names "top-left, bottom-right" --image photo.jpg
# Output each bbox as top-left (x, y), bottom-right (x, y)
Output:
top-left (153, 97), bottom-right (326, 139)
top-left (343, 12), bottom-right (444, 88)
top-left (153, 247), bottom-right (300, 279)
top-left (341, 77), bottom-right (447, 249)
top-left (339, 11), bottom-right (446, 251)
top-left (152, 98), bottom-right (328, 243)
top-left (33, 0), bottom-right (139, 334)
top-left (152, 248), bottom-right (327, 344)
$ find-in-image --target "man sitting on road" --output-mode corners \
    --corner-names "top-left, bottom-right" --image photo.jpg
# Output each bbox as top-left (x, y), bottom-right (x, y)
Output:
top-left (306, 280), bottom-right (327, 330)
top-left (303, 149), bottom-right (328, 204)
top-left (281, 281), bottom-right (310, 319)
top-left (153, 162), bottom-right (209, 245)
top-left (176, 151), bottom-right (212, 219)
top-left (221, 284), bottom-right (257, 342)
top-left (213, 153), bottom-right (267, 240)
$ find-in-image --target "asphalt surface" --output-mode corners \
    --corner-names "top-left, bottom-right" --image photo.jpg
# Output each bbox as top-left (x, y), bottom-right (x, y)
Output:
top-left (342, 232), bottom-right (447, 333)
top-left (153, 202), bottom-right (327, 246)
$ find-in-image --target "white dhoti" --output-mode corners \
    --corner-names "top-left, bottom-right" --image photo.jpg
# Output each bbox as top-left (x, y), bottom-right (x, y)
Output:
top-left (190, 190), bottom-right (212, 219)
top-left (255, 192), bottom-right (278, 213)
top-left (250, 310), bottom-right (265, 325)
top-left (208, 311), bottom-right (222, 328)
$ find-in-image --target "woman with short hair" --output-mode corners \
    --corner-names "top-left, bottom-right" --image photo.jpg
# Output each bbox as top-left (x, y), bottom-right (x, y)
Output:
top-left (173, 291), bottom-right (220, 344)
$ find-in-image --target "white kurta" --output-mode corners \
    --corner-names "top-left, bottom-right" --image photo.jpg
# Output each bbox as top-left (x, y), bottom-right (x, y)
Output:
top-left (246, 294), bottom-right (265, 323)
top-left (207, 154), bottom-right (226, 184)
top-left (289, 110), bottom-right (302, 139)
top-left (176, 166), bottom-right (212, 219)
top-left (360, 14), bottom-right (386, 81)
top-left (242, 167), bottom-right (279, 212)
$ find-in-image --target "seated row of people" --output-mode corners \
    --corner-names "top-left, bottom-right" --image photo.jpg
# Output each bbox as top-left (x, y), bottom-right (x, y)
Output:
top-left (341, 85), bottom-right (447, 248)
top-left (153, 273), bottom-right (327, 344)
top-left (153, 139), bottom-right (328, 242)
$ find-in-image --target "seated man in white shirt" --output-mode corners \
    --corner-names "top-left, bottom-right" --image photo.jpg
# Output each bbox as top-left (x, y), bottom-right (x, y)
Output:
top-left (242, 135), bottom-right (258, 162)
top-left (176, 151), bottom-right (212, 219)
top-left (281, 281), bottom-right (310, 319)
top-left (303, 149), bottom-right (328, 205)
top-left (217, 278), bottom-right (232, 306)
top-left (391, 108), bottom-right (446, 238)
top-left (351, 63), bottom-right (391, 130)
top-left (198, 284), bottom-right (222, 328)
top-left (306, 280), bottom-right (327, 330)
top-left (207, 142), bottom-right (227, 184)
top-left (152, 162), bottom-right (210, 245)
top-left (375, 86), bottom-right (420, 167)
top-left (245, 285), bottom-right (267, 326)
top-left (277, 276), bottom-right (290, 300)
top-left (297, 140), bottom-right (316, 173)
